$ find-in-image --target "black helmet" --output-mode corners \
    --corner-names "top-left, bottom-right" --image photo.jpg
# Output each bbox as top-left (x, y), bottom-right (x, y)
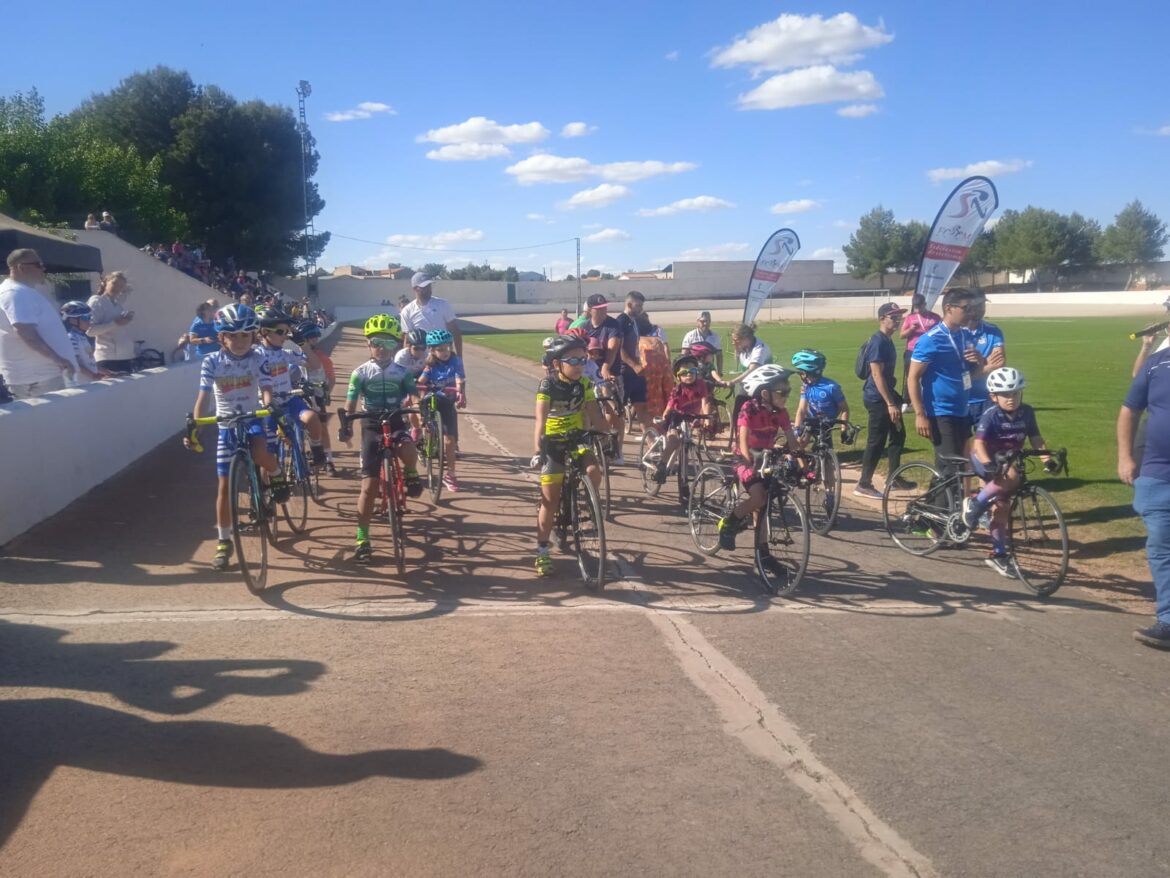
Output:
top-left (542, 334), bottom-right (587, 367)
top-left (673, 354), bottom-right (700, 372)
top-left (259, 308), bottom-right (292, 328)
top-left (406, 328), bottom-right (428, 347)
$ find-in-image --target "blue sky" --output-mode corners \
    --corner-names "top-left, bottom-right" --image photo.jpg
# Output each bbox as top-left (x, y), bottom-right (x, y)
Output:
top-left (13, 1), bottom-right (1170, 276)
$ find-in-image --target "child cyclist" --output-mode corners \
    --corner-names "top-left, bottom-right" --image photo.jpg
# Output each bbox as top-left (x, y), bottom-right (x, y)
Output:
top-left (717, 366), bottom-right (800, 576)
top-left (185, 304), bottom-right (279, 572)
top-left (531, 334), bottom-right (605, 577)
top-left (292, 320), bottom-right (337, 475)
top-left (257, 309), bottom-right (327, 467)
top-left (338, 314), bottom-right (422, 564)
top-left (416, 328), bottom-right (467, 493)
top-left (653, 354), bottom-right (713, 485)
top-left (59, 300), bottom-right (106, 383)
top-left (396, 329), bottom-right (430, 442)
top-left (791, 349), bottom-right (850, 445)
top-left (963, 367), bottom-right (1058, 576)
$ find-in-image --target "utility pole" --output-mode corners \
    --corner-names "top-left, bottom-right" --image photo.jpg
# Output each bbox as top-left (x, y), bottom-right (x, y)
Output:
top-left (575, 237), bottom-right (582, 315)
top-left (296, 80), bottom-right (317, 303)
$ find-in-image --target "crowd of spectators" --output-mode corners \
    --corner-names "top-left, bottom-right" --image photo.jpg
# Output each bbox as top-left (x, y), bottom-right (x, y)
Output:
top-left (139, 239), bottom-right (280, 304)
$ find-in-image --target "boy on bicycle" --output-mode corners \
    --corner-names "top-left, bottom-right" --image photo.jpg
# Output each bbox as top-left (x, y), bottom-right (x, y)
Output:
top-left (531, 334), bottom-right (605, 577)
top-left (292, 320), bottom-right (337, 475)
top-left (186, 304), bottom-right (279, 571)
top-left (653, 354), bottom-right (713, 484)
top-left (717, 366), bottom-right (799, 575)
top-left (791, 349), bottom-right (850, 446)
top-left (257, 308), bottom-right (327, 468)
top-left (339, 314), bottom-right (422, 564)
top-left (416, 328), bottom-right (466, 493)
top-left (962, 367), bottom-right (1057, 576)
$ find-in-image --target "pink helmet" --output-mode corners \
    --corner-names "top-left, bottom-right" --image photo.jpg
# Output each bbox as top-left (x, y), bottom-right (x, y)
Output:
top-left (690, 341), bottom-right (715, 356)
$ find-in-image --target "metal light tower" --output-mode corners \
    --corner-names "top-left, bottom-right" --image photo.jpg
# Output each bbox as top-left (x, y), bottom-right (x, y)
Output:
top-left (296, 80), bottom-right (318, 301)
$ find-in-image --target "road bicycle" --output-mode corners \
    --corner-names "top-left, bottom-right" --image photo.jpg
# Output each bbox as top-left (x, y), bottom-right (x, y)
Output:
top-left (638, 413), bottom-right (714, 510)
top-left (337, 405), bottom-right (422, 575)
top-left (272, 394), bottom-right (318, 535)
top-left (587, 431), bottom-right (614, 519)
top-left (797, 419), bottom-right (862, 536)
top-left (186, 406), bottom-right (274, 595)
top-left (882, 448), bottom-right (1070, 595)
top-left (130, 339), bottom-right (166, 372)
top-left (417, 390), bottom-right (447, 503)
top-left (688, 447), bottom-right (810, 597)
top-left (542, 429), bottom-right (609, 591)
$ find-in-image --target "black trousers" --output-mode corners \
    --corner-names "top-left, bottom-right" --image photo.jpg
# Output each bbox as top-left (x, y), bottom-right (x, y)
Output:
top-left (859, 398), bottom-right (905, 487)
top-left (928, 414), bottom-right (971, 472)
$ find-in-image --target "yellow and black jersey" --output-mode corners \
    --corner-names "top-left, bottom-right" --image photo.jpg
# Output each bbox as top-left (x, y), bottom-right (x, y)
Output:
top-left (537, 375), bottom-right (596, 437)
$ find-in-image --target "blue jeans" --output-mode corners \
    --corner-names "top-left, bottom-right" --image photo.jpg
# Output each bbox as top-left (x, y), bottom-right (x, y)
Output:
top-left (1134, 476), bottom-right (1170, 623)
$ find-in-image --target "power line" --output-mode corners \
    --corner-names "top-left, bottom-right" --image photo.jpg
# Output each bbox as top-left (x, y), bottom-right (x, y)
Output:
top-left (327, 231), bottom-right (580, 254)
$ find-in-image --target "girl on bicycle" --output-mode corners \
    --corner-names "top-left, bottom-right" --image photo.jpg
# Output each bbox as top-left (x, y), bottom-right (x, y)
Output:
top-left (717, 366), bottom-right (799, 564)
top-left (416, 328), bottom-right (466, 493)
top-left (962, 367), bottom-right (1057, 576)
top-left (791, 349), bottom-right (850, 446)
top-left (653, 354), bottom-right (712, 484)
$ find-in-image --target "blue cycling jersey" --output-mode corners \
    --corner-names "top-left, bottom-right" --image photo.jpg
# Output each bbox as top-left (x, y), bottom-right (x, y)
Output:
top-left (975, 403), bottom-right (1039, 457)
top-left (419, 355), bottom-right (466, 389)
top-left (800, 376), bottom-right (846, 420)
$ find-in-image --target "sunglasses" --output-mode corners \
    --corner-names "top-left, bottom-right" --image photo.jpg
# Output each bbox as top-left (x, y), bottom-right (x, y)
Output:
top-left (20, 261), bottom-right (45, 269)
top-left (676, 367), bottom-right (699, 376)
top-left (559, 356), bottom-right (588, 366)
top-left (263, 328), bottom-right (289, 336)
top-left (368, 337), bottom-right (397, 349)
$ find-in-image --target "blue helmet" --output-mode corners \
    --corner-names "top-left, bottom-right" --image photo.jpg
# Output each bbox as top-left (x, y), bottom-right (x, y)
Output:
top-left (426, 328), bottom-right (453, 346)
top-left (60, 300), bottom-right (92, 321)
top-left (791, 348), bottom-right (826, 376)
top-left (214, 303), bottom-right (259, 333)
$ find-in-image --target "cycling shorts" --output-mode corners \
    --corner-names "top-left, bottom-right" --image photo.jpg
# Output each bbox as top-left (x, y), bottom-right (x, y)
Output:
top-left (217, 420), bottom-right (267, 477)
top-left (539, 435), bottom-right (596, 486)
top-left (360, 412), bottom-right (410, 478)
top-left (734, 449), bottom-right (768, 490)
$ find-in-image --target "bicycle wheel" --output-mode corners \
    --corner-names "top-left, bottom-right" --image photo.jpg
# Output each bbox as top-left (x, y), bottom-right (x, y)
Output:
top-left (882, 462), bottom-right (949, 556)
top-left (229, 454), bottom-right (269, 594)
top-left (137, 348), bottom-right (165, 369)
top-left (806, 448), bottom-right (842, 536)
top-left (639, 428), bottom-right (665, 497)
top-left (569, 468), bottom-right (606, 591)
top-left (590, 434), bottom-right (611, 519)
top-left (281, 434), bottom-right (309, 535)
top-left (755, 489), bottom-right (810, 597)
top-left (1010, 486), bottom-right (1069, 596)
top-left (299, 426), bottom-right (321, 503)
top-left (427, 410), bottom-right (445, 504)
top-left (676, 439), bottom-right (701, 511)
top-left (384, 456), bottom-right (406, 575)
top-left (689, 465), bottom-right (735, 555)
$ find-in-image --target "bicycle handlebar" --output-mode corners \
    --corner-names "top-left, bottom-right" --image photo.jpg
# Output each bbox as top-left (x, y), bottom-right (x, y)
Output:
top-left (185, 408), bottom-right (271, 453)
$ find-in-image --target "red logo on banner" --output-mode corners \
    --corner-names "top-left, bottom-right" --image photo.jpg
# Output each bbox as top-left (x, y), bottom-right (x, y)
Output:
top-left (752, 268), bottom-right (781, 283)
top-left (924, 241), bottom-right (970, 262)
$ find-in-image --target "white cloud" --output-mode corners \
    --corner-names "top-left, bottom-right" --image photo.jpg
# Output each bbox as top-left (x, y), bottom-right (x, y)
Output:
top-left (926, 158), bottom-right (1033, 183)
top-left (1136, 124), bottom-right (1170, 136)
top-left (837, 103), bottom-right (878, 118)
top-left (561, 122), bottom-right (596, 138)
top-left (385, 228), bottom-right (485, 250)
top-left (832, 219), bottom-right (854, 229)
top-left (674, 242), bottom-right (751, 261)
top-left (637, 195), bottom-right (735, 217)
top-left (582, 222), bottom-right (603, 229)
top-left (561, 184), bottom-right (631, 210)
top-left (711, 13), bottom-right (893, 73)
top-left (425, 143), bottom-right (512, 161)
top-left (665, 50), bottom-right (680, 61)
top-left (418, 116), bottom-right (549, 145)
top-left (738, 65), bottom-right (883, 111)
top-left (770, 198), bottom-right (820, 214)
top-left (811, 246), bottom-right (847, 270)
top-left (325, 101), bottom-right (396, 122)
top-left (584, 228), bottom-right (631, 243)
top-left (506, 154), bottom-right (696, 185)
top-left (526, 213), bottom-right (547, 221)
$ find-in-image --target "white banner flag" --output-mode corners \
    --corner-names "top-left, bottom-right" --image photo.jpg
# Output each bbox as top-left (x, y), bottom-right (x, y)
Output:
top-left (915, 176), bottom-right (999, 310)
top-left (743, 228), bottom-right (800, 326)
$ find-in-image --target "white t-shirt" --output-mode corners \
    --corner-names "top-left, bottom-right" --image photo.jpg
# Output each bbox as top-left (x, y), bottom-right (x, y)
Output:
top-left (399, 296), bottom-right (456, 334)
top-left (682, 328), bottom-right (721, 351)
top-left (0, 278), bottom-right (78, 384)
top-left (737, 339), bottom-right (773, 370)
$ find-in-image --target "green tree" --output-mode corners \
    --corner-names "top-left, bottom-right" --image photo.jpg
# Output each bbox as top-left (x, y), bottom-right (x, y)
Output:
top-left (72, 66), bottom-right (196, 165)
top-left (843, 206), bottom-right (898, 289)
top-left (503, 266), bottom-right (520, 282)
top-left (993, 208), bottom-right (1071, 290)
top-left (422, 262), bottom-right (448, 278)
top-left (1096, 200), bottom-right (1168, 289)
top-left (959, 229), bottom-right (998, 287)
top-left (890, 219), bottom-right (930, 292)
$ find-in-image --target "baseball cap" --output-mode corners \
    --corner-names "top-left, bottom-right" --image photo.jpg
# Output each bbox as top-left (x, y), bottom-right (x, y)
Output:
top-left (411, 271), bottom-right (435, 288)
top-left (878, 302), bottom-right (907, 319)
top-left (586, 293), bottom-right (608, 309)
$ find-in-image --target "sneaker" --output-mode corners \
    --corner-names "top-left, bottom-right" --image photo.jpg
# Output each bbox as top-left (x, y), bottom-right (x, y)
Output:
top-left (535, 552), bottom-right (554, 577)
top-left (311, 445), bottom-right (327, 466)
top-left (963, 497), bottom-right (981, 530)
top-left (212, 540), bottom-right (233, 571)
top-left (443, 474), bottom-right (460, 492)
top-left (985, 553), bottom-right (1015, 578)
top-left (853, 484), bottom-right (882, 499)
top-left (613, 448), bottom-right (626, 466)
top-left (269, 474), bottom-right (290, 504)
top-left (718, 516), bottom-right (740, 551)
top-left (1133, 620), bottom-right (1170, 650)
top-left (888, 477), bottom-right (917, 491)
top-left (352, 541), bottom-right (372, 564)
top-left (326, 460), bottom-right (338, 477)
top-left (405, 475), bottom-right (423, 498)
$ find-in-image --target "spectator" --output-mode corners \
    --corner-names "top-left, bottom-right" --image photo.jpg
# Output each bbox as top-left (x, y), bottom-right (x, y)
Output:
top-left (60, 301), bottom-right (106, 383)
top-left (397, 294), bottom-right (411, 314)
top-left (907, 287), bottom-right (985, 470)
top-left (0, 249), bottom-right (78, 398)
top-left (98, 211), bottom-right (118, 234)
top-left (188, 303), bottom-right (219, 358)
top-left (554, 308), bottom-right (572, 335)
top-left (400, 272), bottom-right (463, 357)
top-left (580, 293), bottom-right (625, 452)
top-left (965, 291), bottom-right (1007, 423)
top-left (1118, 343), bottom-right (1170, 649)
top-left (239, 292), bottom-right (253, 306)
top-left (1132, 295), bottom-right (1170, 378)
top-left (87, 271), bottom-right (136, 373)
top-left (899, 293), bottom-right (941, 407)
top-left (616, 291), bottom-right (649, 430)
top-left (682, 311), bottom-right (723, 374)
top-left (854, 302), bottom-right (910, 499)
top-left (84, 213), bottom-right (100, 230)
top-left (636, 315), bottom-right (673, 422)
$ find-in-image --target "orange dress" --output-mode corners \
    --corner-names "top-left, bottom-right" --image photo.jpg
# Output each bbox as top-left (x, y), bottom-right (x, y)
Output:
top-left (639, 335), bottom-right (674, 418)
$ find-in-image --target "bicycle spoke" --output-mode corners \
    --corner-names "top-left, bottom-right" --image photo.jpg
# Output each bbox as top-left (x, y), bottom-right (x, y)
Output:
top-left (230, 454), bottom-right (268, 594)
top-left (639, 428), bottom-right (664, 497)
top-left (756, 490), bottom-right (809, 597)
top-left (1011, 487), bottom-right (1069, 596)
top-left (570, 469), bottom-right (606, 590)
top-left (882, 463), bottom-right (947, 556)
top-left (689, 465), bottom-right (733, 555)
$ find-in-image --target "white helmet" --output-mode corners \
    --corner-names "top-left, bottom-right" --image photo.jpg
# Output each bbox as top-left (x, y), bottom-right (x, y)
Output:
top-left (742, 364), bottom-right (792, 398)
top-left (986, 366), bottom-right (1025, 393)
top-left (541, 336), bottom-right (557, 351)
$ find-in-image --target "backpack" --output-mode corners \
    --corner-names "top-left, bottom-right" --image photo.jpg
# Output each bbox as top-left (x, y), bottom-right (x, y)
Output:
top-left (855, 335), bottom-right (874, 380)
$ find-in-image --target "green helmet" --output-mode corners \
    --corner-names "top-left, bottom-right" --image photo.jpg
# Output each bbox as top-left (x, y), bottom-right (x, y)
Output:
top-left (363, 313), bottom-right (401, 339)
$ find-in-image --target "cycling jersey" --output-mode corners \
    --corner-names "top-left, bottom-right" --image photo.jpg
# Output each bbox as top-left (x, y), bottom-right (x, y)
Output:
top-left (259, 342), bottom-right (306, 398)
top-left (65, 327), bottom-right (98, 379)
top-left (737, 399), bottom-right (791, 456)
top-left (800, 376), bottom-right (846, 420)
top-left (666, 379), bottom-right (708, 417)
top-left (200, 347), bottom-right (271, 417)
top-left (419, 355), bottom-right (465, 389)
top-left (393, 347), bottom-right (427, 377)
top-left (537, 375), bottom-right (595, 437)
top-left (975, 403), bottom-right (1039, 457)
top-left (347, 359), bottom-right (417, 412)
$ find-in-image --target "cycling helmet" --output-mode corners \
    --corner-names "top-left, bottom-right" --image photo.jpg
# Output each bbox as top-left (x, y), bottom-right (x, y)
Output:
top-left (407, 328), bottom-right (428, 348)
top-left (214, 303), bottom-right (259, 333)
top-left (791, 348), bottom-right (826, 376)
top-left (564, 326), bottom-right (589, 340)
top-left (587, 336), bottom-right (603, 352)
top-left (363, 313), bottom-right (401, 339)
top-left (986, 366), bottom-right (1025, 393)
top-left (292, 320), bottom-right (322, 344)
top-left (541, 336), bottom-right (557, 351)
top-left (59, 300), bottom-right (92, 320)
top-left (689, 341), bottom-right (715, 357)
top-left (742, 364), bottom-right (792, 398)
top-left (673, 354), bottom-right (700, 372)
top-left (543, 334), bottom-right (587, 366)
top-left (259, 307), bottom-right (292, 328)
top-left (426, 328), bottom-right (453, 346)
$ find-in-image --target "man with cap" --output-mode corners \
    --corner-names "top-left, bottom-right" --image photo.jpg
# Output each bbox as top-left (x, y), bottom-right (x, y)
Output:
top-left (854, 302), bottom-right (911, 498)
top-left (681, 311), bottom-right (723, 374)
top-left (582, 292), bottom-right (626, 459)
top-left (400, 272), bottom-right (462, 357)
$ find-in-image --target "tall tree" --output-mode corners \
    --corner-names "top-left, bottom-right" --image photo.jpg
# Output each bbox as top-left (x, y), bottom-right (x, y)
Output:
top-left (993, 207), bottom-right (1087, 290)
top-left (843, 206), bottom-right (898, 289)
top-left (959, 229), bottom-right (998, 288)
top-left (422, 263), bottom-right (448, 278)
top-left (1096, 200), bottom-right (1168, 289)
top-left (72, 66), bottom-right (196, 164)
top-left (890, 219), bottom-right (930, 292)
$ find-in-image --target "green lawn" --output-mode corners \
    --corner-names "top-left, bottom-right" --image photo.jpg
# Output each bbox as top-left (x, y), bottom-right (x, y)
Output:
top-left (466, 317), bottom-right (1147, 564)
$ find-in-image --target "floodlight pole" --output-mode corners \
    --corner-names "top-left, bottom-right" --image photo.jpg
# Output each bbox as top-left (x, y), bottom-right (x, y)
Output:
top-left (575, 237), bottom-right (582, 314)
top-left (296, 80), bottom-right (317, 303)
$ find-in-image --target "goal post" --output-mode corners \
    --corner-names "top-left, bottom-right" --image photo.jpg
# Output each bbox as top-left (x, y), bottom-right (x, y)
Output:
top-left (797, 289), bottom-right (892, 324)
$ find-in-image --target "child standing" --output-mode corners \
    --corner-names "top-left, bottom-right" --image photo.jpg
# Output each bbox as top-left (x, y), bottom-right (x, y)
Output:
top-left (59, 301), bottom-right (105, 383)
top-left (416, 328), bottom-right (466, 493)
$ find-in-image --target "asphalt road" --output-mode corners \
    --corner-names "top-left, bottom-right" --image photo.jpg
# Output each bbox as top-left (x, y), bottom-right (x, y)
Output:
top-left (1, 328), bottom-right (1167, 877)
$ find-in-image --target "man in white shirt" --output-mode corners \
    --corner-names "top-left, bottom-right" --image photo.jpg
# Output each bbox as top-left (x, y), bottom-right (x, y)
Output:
top-left (400, 272), bottom-right (462, 356)
top-left (681, 310), bottom-right (723, 373)
top-left (0, 249), bottom-right (78, 398)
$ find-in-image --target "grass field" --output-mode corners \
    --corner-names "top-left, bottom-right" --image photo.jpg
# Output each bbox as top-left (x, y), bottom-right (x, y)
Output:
top-left (466, 316), bottom-right (1150, 567)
